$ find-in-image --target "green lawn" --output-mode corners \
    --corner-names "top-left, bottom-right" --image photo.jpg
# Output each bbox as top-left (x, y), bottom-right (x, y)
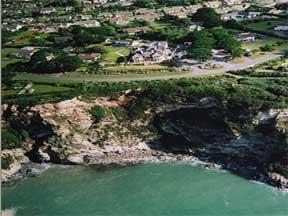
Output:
top-left (102, 46), bottom-right (131, 63)
top-left (149, 21), bottom-right (172, 30)
top-left (2, 58), bottom-right (23, 68)
top-left (2, 48), bottom-right (17, 57)
top-left (241, 38), bottom-right (288, 51)
top-left (245, 19), bottom-right (287, 36)
top-left (103, 65), bottom-right (171, 72)
top-left (13, 69), bottom-right (189, 83)
top-left (2, 84), bottom-right (72, 97)
top-left (13, 73), bottom-right (81, 85)
top-left (32, 84), bottom-right (72, 93)
top-left (63, 70), bottom-right (189, 78)
top-left (2, 89), bottom-right (18, 97)
top-left (12, 30), bottom-right (36, 45)
top-left (2, 47), bottom-right (28, 68)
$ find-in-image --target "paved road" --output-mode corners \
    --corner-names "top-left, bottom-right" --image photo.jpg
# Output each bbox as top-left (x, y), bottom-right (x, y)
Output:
top-left (50, 50), bottom-right (287, 83)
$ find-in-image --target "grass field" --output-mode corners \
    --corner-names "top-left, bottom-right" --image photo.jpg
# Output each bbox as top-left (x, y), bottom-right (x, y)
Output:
top-left (13, 73), bottom-right (81, 85)
top-left (245, 19), bottom-right (288, 36)
top-left (2, 84), bottom-right (72, 97)
top-left (103, 64), bottom-right (171, 72)
top-left (33, 84), bottom-right (72, 93)
top-left (13, 68), bottom-right (189, 83)
top-left (63, 71), bottom-right (188, 78)
top-left (102, 46), bottom-right (131, 63)
top-left (241, 38), bottom-right (288, 51)
top-left (149, 21), bottom-right (172, 30)
top-left (10, 30), bottom-right (37, 46)
top-left (2, 48), bottom-right (17, 57)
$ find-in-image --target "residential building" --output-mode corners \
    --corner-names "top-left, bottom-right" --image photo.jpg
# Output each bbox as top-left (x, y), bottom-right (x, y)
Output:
top-left (274, 25), bottom-right (288, 31)
top-left (112, 40), bottom-right (140, 47)
top-left (11, 46), bottom-right (38, 59)
top-left (73, 20), bottom-right (101, 28)
top-left (78, 53), bottom-right (102, 62)
top-left (131, 41), bottom-right (172, 63)
top-left (122, 26), bottom-right (150, 35)
top-left (40, 7), bottom-right (56, 15)
top-left (235, 33), bottom-right (258, 42)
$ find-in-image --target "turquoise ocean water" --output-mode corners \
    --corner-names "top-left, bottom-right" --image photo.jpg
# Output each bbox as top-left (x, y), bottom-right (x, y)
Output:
top-left (2, 163), bottom-right (288, 216)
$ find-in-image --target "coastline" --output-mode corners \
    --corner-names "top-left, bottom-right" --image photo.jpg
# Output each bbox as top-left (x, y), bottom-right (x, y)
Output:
top-left (3, 146), bottom-right (288, 192)
top-left (2, 96), bottom-right (288, 190)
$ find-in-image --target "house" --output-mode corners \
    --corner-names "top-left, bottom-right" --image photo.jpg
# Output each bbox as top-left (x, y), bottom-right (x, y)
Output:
top-left (112, 40), bottom-right (139, 47)
top-left (33, 24), bottom-right (57, 33)
top-left (11, 46), bottom-right (38, 59)
top-left (221, 12), bottom-right (246, 21)
top-left (274, 25), bottom-right (288, 31)
top-left (55, 36), bottom-right (73, 43)
top-left (40, 7), bottom-right (56, 15)
top-left (162, 6), bottom-right (187, 18)
top-left (212, 49), bottom-right (232, 62)
top-left (64, 6), bottom-right (74, 12)
top-left (188, 25), bottom-right (204, 32)
top-left (78, 53), bottom-right (102, 62)
top-left (203, 0), bottom-right (221, 9)
top-left (246, 12), bottom-right (262, 19)
top-left (133, 14), bottom-right (161, 22)
top-left (122, 26), bottom-right (150, 35)
top-left (57, 15), bottom-right (73, 22)
top-left (3, 23), bottom-right (23, 32)
top-left (63, 46), bottom-right (75, 53)
top-left (73, 20), bottom-right (101, 28)
top-left (78, 14), bottom-right (93, 20)
top-left (130, 41), bottom-right (172, 63)
top-left (172, 45), bottom-right (188, 59)
top-left (109, 13), bottom-right (130, 25)
top-left (235, 33), bottom-right (258, 42)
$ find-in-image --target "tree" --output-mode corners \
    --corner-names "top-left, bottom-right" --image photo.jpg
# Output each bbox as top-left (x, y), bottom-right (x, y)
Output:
top-left (29, 48), bottom-right (82, 73)
top-left (211, 29), bottom-right (243, 57)
top-left (1, 69), bottom-right (15, 88)
top-left (116, 56), bottom-right (127, 64)
top-left (188, 30), bottom-right (215, 48)
top-left (187, 47), bottom-right (212, 60)
top-left (70, 25), bottom-right (117, 46)
top-left (186, 30), bottom-right (215, 60)
top-left (85, 45), bottom-right (107, 54)
top-left (134, 0), bottom-right (156, 8)
top-left (72, 0), bottom-right (81, 7)
top-left (260, 44), bottom-right (274, 52)
top-left (191, 7), bottom-right (222, 28)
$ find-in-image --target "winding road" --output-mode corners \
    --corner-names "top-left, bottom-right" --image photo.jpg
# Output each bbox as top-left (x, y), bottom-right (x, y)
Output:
top-left (64, 50), bottom-right (285, 82)
top-left (20, 50), bottom-right (286, 83)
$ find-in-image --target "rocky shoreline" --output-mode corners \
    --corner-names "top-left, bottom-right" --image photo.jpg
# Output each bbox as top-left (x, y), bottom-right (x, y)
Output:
top-left (2, 95), bottom-right (288, 190)
top-left (3, 145), bottom-right (288, 192)
top-left (2, 145), bottom-right (219, 184)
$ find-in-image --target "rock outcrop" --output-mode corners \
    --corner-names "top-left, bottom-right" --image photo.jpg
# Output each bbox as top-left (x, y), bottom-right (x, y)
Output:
top-left (2, 95), bottom-right (288, 189)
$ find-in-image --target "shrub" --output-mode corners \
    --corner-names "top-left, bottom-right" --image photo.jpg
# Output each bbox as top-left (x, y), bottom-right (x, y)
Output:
top-left (1, 155), bottom-right (14, 170)
top-left (89, 106), bottom-right (106, 122)
top-left (2, 128), bottom-right (22, 150)
top-left (260, 44), bottom-right (274, 52)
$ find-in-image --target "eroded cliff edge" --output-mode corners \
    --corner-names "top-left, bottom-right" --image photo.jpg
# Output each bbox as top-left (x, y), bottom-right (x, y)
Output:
top-left (2, 90), bottom-right (288, 189)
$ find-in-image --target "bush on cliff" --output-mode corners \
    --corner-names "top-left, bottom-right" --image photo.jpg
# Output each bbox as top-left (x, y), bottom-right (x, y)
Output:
top-left (2, 127), bottom-right (23, 150)
top-left (89, 106), bottom-right (106, 123)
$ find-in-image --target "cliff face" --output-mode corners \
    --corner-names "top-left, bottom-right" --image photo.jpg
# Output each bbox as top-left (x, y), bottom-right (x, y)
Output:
top-left (2, 94), bottom-right (288, 188)
top-left (1, 93), bottom-right (156, 182)
top-left (154, 104), bottom-right (288, 188)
